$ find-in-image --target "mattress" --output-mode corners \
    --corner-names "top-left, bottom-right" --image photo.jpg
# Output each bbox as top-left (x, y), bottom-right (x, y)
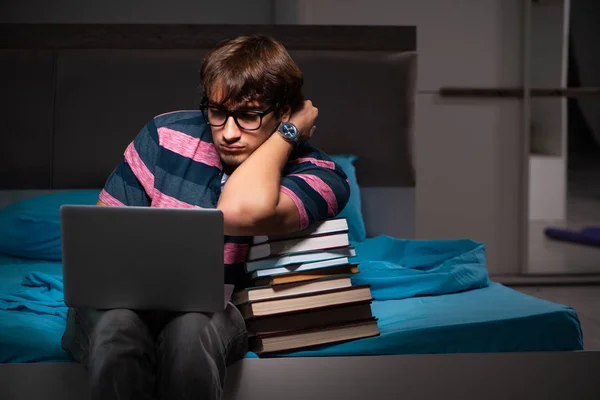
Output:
top-left (246, 282), bottom-right (583, 358)
top-left (0, 254), bottom-right (583, 364)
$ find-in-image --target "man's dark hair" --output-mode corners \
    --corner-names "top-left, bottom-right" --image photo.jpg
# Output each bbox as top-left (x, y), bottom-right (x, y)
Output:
top-left (200, 34), bottom-right (304, 116)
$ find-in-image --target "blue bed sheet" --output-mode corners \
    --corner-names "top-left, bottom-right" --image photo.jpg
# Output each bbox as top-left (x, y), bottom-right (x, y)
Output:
top-left (0, 256), bottom-right (71, 363)
top-left (0, 236), bottom-right (584, 364)
top-left (245, 282), bottom-right (583, 358)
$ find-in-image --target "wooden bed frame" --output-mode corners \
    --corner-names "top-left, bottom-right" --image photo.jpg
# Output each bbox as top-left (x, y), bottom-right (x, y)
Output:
top-left (1, 23), bottom-right (599, 400)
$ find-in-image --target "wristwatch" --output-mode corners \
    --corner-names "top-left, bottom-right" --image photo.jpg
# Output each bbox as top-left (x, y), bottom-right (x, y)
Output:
top-left (277, 121), bottom-right (301, 147)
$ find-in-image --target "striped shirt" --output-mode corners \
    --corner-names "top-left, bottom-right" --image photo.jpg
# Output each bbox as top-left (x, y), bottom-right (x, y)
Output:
top-left (99, 111), bottom-right (351, 287)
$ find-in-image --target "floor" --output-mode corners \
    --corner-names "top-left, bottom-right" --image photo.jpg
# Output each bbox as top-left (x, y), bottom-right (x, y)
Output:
top-left (517, 134), bottom-right (600, 350)
top-left (527, 152), bottom-right (600, 275)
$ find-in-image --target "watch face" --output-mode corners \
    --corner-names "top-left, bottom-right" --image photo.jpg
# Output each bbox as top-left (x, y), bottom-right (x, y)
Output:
top-left (280, 122), bottom-right (298, 139)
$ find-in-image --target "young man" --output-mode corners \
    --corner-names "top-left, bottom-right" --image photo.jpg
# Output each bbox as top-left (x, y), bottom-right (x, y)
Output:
top-left (61, 35), bottom-right (351, 400)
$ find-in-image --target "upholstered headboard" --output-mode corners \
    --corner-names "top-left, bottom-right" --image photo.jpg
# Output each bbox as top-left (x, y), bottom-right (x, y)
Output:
top-left (0, 24), bottom-right (417, 237)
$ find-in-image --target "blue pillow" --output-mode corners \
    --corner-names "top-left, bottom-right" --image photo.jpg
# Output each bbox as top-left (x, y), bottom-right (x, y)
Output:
top-left (0, 190), bottom-right (101, 261)
top-left (329, 155), bottom-right (367, 243)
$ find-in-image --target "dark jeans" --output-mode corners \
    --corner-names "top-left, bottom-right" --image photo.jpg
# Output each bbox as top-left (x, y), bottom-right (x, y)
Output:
top-left (61, 303), bottom-right (248, 400)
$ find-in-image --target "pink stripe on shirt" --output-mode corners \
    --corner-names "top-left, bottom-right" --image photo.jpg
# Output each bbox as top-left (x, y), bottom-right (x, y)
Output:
top-left (224, 242), bottom-right (249, 264)
top-left (289, 157), bottom-right (336, 170)
top-left (152, 190), bottom-right (199, 209)
top-left (157, 126), bottom-right (222, 169)
top-left (289, 174), bottom-right (338, 217)
top-left (98, 189), bottom-right (125, 206)
top-left (124, 142), bottom-right (155, 198)
top-left (281, 186), bottom-right (309, 229)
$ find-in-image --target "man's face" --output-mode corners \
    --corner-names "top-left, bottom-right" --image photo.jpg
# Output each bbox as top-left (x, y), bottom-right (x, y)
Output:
top-left (208, 93), bottom-right (281, 171)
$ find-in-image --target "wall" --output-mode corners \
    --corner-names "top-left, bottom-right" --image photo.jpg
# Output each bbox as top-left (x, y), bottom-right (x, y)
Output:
top-left (529, 0), bottom-right (569, 157)
top-left (1, 0), bottom-right (528, 275)
top-left (0, 0), bottom-right (274, 24)
top-left (528, 0), bottom-right (569, 222)
top-left (274, 0), bottom-right (526, 275)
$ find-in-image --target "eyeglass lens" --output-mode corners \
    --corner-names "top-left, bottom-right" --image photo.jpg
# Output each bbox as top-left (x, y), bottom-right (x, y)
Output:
top-left (205, 107), bottom-right (262, 130)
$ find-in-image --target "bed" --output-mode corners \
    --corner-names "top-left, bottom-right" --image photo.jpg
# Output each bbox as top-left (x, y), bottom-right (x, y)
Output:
top-left (0, 23), bottom-right (597, 400)
top-left (0, 239), bottom-right (584, 364)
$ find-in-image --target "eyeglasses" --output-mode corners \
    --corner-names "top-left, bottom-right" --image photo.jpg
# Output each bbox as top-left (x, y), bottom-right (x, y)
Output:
top-left (199, 97), bottom-right (278, 131)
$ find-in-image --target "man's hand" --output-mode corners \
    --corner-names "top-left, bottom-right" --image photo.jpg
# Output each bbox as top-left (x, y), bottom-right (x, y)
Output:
top-left (217, 100), bottom-right (319, 236)
top-left (289, 100), bottom-right (318, 142)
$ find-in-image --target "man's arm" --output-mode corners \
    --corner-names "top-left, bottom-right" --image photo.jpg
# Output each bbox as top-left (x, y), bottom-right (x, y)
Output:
top-left (217, 133), bottom-right (298, 236)
top-left (217, 101), bottom-right (318, 237)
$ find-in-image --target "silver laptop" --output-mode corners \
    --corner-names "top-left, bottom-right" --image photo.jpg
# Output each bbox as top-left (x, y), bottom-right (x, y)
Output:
top-left (60, 205), bottom-right (226, 312)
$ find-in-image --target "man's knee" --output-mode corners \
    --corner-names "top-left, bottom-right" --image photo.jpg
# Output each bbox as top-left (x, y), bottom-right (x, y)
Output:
top-left (89, 309), bottom-right (154, 374)
top-left (89, 309), bottom-right (154, 371)
top-left (91, 309), bottom-right (146, 344)
top-left (158, 308), bottom-right (247, 366)
top-left (159, 313), bottom-right (212, 353)
top-left (86, 310), bottom-right (156, 398)
top-left (157, 312), bottom-right (225, 394)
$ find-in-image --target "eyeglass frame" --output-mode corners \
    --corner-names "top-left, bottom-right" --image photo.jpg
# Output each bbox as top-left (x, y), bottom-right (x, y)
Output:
top-left (198, 96), bottom-right (280, 131)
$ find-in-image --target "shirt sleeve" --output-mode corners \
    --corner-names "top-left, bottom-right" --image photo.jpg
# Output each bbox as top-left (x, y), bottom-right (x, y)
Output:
top-left (98, 120), bottom-right (160, 207)
top-left (280, 148), bottom-right (351, 230)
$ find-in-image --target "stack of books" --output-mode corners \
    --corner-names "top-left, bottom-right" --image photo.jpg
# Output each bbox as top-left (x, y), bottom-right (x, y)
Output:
top-left (232, 217), bottom-right (380, 355)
